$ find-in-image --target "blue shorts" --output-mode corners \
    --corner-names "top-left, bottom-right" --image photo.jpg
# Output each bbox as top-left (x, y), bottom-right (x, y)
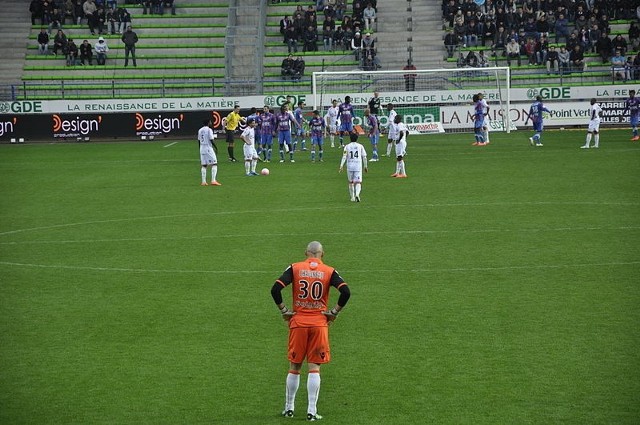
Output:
top-left (278, 130), bottom-right (291, 145)
top-left (312, 135), bottom-right (323, 146)
top-left (339, 122), bottom-right (354, 133)
top-left (631, 114), bottom-right (639, 127)
top-left (532, 121), bottom-right (543, 132)
top-left (261, 133), bottom-right (273, 146)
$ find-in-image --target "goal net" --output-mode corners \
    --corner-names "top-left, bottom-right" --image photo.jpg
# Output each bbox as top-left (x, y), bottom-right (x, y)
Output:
top-left (311, 67), bottom-right (512, 135)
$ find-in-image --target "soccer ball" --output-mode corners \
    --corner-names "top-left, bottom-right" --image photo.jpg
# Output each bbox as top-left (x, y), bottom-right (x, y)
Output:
top-left (261, 168), bottom-right (270, 176)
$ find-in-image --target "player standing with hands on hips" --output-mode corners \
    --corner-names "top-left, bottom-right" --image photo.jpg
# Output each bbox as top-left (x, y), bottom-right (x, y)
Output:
top-left (271, 241), bottom-right (351, 422)
top-left (582, 98), bottom-right (603, 149)
top-left (339, 132), bottom-right (368, 202)
top-left (197, 119), bottom-right (221, 186)
top-left (241, 118), bottom-right (259, 176)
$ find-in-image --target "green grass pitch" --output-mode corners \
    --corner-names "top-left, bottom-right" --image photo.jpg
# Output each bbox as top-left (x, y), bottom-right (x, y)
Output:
top-left (1, 129), bottom-right (638, 424)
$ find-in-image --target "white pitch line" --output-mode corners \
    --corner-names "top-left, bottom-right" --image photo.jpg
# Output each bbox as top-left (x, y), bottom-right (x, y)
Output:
top-left (1, 201), bottom-right (638, 237)
top-left (0, 261), bottom-right (638, 275)
top-left (1, 226), bottom-right (638, 246)
top-left (163, 142), bottom-right (178, 148)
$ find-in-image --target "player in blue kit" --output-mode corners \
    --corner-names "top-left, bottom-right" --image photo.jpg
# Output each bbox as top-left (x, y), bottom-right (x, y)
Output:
top-left (260, 105), bottom-right (276, 162)
top-left (338, 96), bottom-right (355, 148)
top-left (471, 94), bottom-right (486, 146)
top-left (364, 108), bottom-right (380, 161)
top-left (524, 95), bottom-right (551, 147)
top-left (623, 90), bottom-right (640, 141)
top-left (308, 110), bottom-right (326, 162)
top-left (293, 101), bottom-right (307, 152)
top-left (276, 104), bottom-right (299, 163)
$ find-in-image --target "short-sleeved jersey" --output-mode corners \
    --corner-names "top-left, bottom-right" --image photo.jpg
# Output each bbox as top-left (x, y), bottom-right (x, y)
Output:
top-left (625, 96), bottom-right (640, 117)
top-left (473, 101), bottom-right (484, 128)
top-left (260, 112), bottom-right (276, 135)
top-left (367, 114), bottom-right (379, 135)
top-left (392, 122), bottom-right (408, 143)
top-left (338, 102), bottom-right (354, 125)
top-left (198, 125), bottom-right (216, 153)
top-left (387, 109), bottom-right (398, 138)
top-left (225, 111), bottom-right (242, 130)
top-left (276, 258), bottom-right (347, 328)
top-left (294, 107), bottom-right (304, 126)
top-left (528, 100), bottom-right (550, 124)
top-left (590, 102), bottom-right (602, 122)
top-left (241, 126), bottom-right (255, 145)
top-left (309, 116), bottom-right (325, 137)
top-left (276, 111), bottom-right (296, 131)
top-left (340, 141), bottom-right (368, 172)
top-left (325, 106), bottom-right (339, 126)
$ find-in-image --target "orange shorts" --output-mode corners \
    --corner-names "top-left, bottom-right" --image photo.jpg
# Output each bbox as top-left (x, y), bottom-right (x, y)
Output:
top-left (288, 326), bottom-right (331, 365)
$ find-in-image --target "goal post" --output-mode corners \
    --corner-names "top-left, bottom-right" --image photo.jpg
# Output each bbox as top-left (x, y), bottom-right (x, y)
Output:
top-left (311, 67), bottom-right (512, 134)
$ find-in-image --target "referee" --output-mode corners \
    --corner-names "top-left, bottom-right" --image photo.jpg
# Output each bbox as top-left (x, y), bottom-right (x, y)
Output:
top-left (225, 105), bottom-right (244, 162)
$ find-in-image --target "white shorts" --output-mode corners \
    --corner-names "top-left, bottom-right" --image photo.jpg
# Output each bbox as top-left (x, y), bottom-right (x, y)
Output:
top-left (243, 144), bottom-right (258, 160)
top-left (329, 124), bottom-right (337, 134)
top-left (588, 120), bottom-right (600, 133)
top-left (200, 148), bottom-right (217, 165)
top-left (347, 170), bottom-right (363, 183)
top-left (395, 140), bottom-right (407, 157)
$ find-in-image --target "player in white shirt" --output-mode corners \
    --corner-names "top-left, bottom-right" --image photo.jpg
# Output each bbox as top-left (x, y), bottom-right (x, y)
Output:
top-left (582, 98), bottom-right (603, 149)
top-left (241, 118), bottom-right (260, 175)
top-left (390, 114), bottom-right (408, 178)
top-left (198, 119), bottom-right (221, 186)
top-left (478, 92), bottom-right (491, 144)
top-left (324, 99), bottom-right (339, 148)
top-left (385, 103), bottom-right (398, 157)
top-left (339, 133), bottom-right (368, 202)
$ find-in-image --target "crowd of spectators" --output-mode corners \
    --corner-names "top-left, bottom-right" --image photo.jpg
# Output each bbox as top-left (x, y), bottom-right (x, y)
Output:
top-left (442, 0), bottom-right (640, 78)
top-left (278, 0), bottom-right (380, 75)
top-left (30, 0), bottom-right (134, 36)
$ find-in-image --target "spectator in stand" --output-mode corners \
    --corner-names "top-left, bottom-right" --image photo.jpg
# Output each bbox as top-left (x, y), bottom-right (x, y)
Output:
top-left (74, 0), bottom-right (84, 24)
top-left (536, 13), bottom-right (549, 39)
top-left (570, 44), bottom-right (586, 72)
top-left (362, 3), bottom-right (375, 31)
top-left (482, 17), bottom-right (496, 47)
top-left (565, 32), bottom-right (579, 52)
top-left (403, 59), bottom-right (417, 91)
top-left (629, 22), bottom-right (640, 52)
top-left (492, 25), bottom-right (508, 56)
top-left (63, 0), bottom-right (76, 25)
top-left (444, 30), bottom-right (458, 58)
top-left (524, 37), bottom-right (537, 65)
top-left (632, 52), bottom-right (640, 80)
top-left (106, 0), bottom-right (117, 10)
top-left (30, 0), bottom-right (43, 25)
top-left (558, 45), bottom-right (570, 73)
top-left (83, 0), bottom-right (97, 26)
top-left (536, 35), bottom-right (549, 65)
top-left (596, 32), bottom-right (612, 64)
top-left (546, 45), bottom-right (559, 74)
top-left (119, 8), bottom-right (131, 33)
top-left (575, 14), bottom-right (588, 34)
top-left (284, 25), bottom-right (299, 53)
top-left (64, 38), bottom-right (78, 66)
top-left (305, 5), bottom-right (318, 27)
top-left (335, 0), bottom-right (346, 21)
top-left (611, 34), bottom-right (628, 57)
top-left (523, 16), bottom-right (537, 40)
top-left (303, 24), bottom-right (318, 52)
top-left (279, 15), bottom-right (292, 42)
top-left (611, 49), bottom-right (626, 80)
top-left (38, 28), bottom-right (49, 55)
top-left (281, 54), bottom-right (295, 79)
top-left (465, 50), bottom-right (478, 67)
top-left (293, 56), bottom-right (305, 81)
top-left (293, 5), bottom-right (304, 21)
top-left (453, 20), bottom-right (468, 47)
top-left (506, 37), bottom-right (521, 66)
top-left (588, 24), bottom-right (601, 53)
top-left (95, 36), bottom-right (108, 65)
top-left (79, 39), bottom-right (93, 65)
top-left (456, 51), bottom-right (466, 67)
top-left (352, 0), bottom-right (365, 23)
top-left (48, 7), bottom-right (63, 34)
top-left (624, 55), bottom-right (634, 81)
top-left (323, 4), bottom-right (336, 20)
top-left (292, 14), bottom-right (306, 41)
top-left (362, 32), bottom-right (380, 68)
top-left (351, 31), bottom-right (363, 62)
top-left (93, 7), bottom-right (106, 35)
top-left (598, 14), bottom-right (610, 37)
top-left (160, 0), bottom-right (176, 15)
top-left (52, 29), bottom-right (67, 56)
top-left (554, 13), bottom-right (569, 44)
top-left (333, 25), bottom-right (345, 50)
top-left (443, 0), bottom-right (460, 28)
top-left (477, 49), bottom-right (489, 67)
top-left (466, 20), bottom-right (480, 47)
top-left (121, 25), bottom-right (138, 67)
top-left (323, 15), bottom-right (336, 51)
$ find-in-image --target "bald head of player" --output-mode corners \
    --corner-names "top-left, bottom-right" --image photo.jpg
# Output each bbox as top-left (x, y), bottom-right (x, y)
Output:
top-left (305, 241), bottom-right (324, 258)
